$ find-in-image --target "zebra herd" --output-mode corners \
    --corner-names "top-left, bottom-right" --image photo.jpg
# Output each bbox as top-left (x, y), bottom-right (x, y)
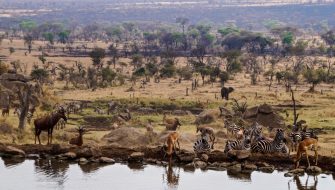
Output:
top-left (193, 121), bottom-right (319, 156)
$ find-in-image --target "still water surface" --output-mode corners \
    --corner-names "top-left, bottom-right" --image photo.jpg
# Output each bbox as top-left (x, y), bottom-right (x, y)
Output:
top-left (0, 158), bottom-right (334, 190)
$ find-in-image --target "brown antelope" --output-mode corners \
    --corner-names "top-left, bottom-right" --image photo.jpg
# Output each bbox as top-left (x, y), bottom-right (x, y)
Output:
top-left (69, 126), bottom-right (85, 146)
top-left (295, 138), bottom-right (318, 169)
top-left (164, 132), bottom-right (180, 157)
top-left (165, 118), bottom-right (181, 131)
top-left (196, 125), bottom-right (216, 149)
top-left (118, 109), bottom-right (131, 121)
top-left (2, 106), bottom-right (9, 117)
top-left (34, 107), bottom-right (67, 145)
top-left (163, 113), bottom-right (175, 125)
top-left (146, 119), bottom-right (154, 132)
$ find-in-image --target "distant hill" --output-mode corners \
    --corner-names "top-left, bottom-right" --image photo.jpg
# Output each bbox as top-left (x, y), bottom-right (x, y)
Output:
top-left (1, 0), bottom-right (335, 31)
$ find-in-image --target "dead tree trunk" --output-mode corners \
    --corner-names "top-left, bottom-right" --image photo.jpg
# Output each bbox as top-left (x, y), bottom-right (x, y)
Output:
top-left (291, 89), bottom-right (299, 131)
top-left (18, 85), bottom-right (32, 130)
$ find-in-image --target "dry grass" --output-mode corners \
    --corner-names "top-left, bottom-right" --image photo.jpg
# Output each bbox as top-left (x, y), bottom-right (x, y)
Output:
top-left (1, 39), bottom-right (335, 157)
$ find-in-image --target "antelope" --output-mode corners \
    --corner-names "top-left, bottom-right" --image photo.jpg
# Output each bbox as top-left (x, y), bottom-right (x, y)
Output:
top-left (196, 125), bottom-right (216, 149)
top-left (165, 118), bottom-right (181, 131)
top-left (34, 107), bottom-right (67, 145)
top-left (2, 106), bottom-right (9, 117)
top-left (146, 119), bottom-right (154, 132)
top-left (163, 113), bottom-right (175, 125)
top-left (164, 132), bottom-right (180, 157)
top-left (295, 138), bottom-right (318, 169)
top-left (69, 126), bottom-right (86, 147)
top-left (118, 109), bottom-right (131, 121)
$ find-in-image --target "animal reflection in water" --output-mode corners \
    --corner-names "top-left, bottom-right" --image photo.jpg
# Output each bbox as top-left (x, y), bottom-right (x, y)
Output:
top-left (288, 175), bottom-right (318, 190)
top-left (34, 159), bottom-right (69, 187)
top-left (162, 161), bottom-right (180, 189)
top-left (1, 157), bottom-right (25, 167)
top-left (227, 169), bottom-right (251, 181)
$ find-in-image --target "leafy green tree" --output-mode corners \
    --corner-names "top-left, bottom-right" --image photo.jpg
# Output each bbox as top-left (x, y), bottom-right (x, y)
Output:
top-left (281, 32), bottom-right (294, 46)
top-left (160, 60), bottom-right (176, 78)
top-left (19, 20), bottom-right (37, 32)
top-left (177, 66), bottom-right (193, 80)
top-left (30, 68), bottom-right (49, 84)
top-left (90, 47), bottom-right (106, 67)
top-left (58, 30), bottom-right (70, 44)
top-left (9, 47), bottom-right (15, 55)
top-left (102, 67), bottom-right (117, 85)
top-left (321, 30), bottom-right (335, 46)
top-left (303, 68), bottom-right (327, 92)
top-left (218, 26), bottom-right (240, 37)
top-left (108, 43), bottom-right (119, 68)
top-left (133, 67), bottom-right (147, 77)
top-left (24, 35), bottom-right (33, 53)
top-left (176, 17), bottom-right (189, 34)
top-left (220, 50), bottom-right (242, 73)
top-left (219, 71), bottom-right (230, 86)
top-left (43, 32), bottom-right (54, 44)
top-left (105, 26), bottom-right (123, 41)
top-left (131, 54), bottom-right (143, 69)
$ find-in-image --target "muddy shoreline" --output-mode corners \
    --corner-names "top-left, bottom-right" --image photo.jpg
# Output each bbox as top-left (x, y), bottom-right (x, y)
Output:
top-left (1, 143), bottom-right (334, 175)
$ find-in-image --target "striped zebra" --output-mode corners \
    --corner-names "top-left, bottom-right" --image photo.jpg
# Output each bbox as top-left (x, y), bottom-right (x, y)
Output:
top-left (289, 129), bottom-right (318, 152)
top-left (250, 122), bottom-right (265, 143)
top-left (13, 108), bottom-right (35, 124)
top-left (193, 137), bottom-right (211, 154)
top-left (26, 112), bottom-right (34, 124)
top-left (196, 125), bottom-right (216, 149)
top-left (224, 129), bottom-right (252, 153)
top-left (224, 120), bottom-right (243, 137)
top-left (251, 128), bottom-right (289, 154)
top-left (56, 118), bottom-right (67, 130)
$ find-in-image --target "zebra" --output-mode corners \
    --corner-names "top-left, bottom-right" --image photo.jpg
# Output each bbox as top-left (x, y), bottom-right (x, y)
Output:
top-left (26, 112), bottom-right (34, 124)
top-left (56, 118), bottom-right (67, 130)
top-left (13, 108), bottom-right (35, 124)
top-left (224, 128), bottom-right (252, 154)
top-left (224, 120), bottom-right (243, 137)
top-left (250, 122), bottom-right (265, 143)
top-left (251, 128), bottom-right (289, 154)
top-left (289, 129), bottom-right (318, 152)
top-left (196, 125), bottom-right (216, 149)
top-left (193, 137), bottom-right (211, 154)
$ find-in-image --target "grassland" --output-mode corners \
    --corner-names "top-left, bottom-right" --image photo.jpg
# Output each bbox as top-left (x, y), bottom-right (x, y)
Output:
top-left (0, 39), bottom-right (335, 158)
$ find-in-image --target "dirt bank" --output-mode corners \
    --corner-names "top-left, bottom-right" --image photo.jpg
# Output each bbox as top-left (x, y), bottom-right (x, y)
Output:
top-left (1, 143), bottom-right (334, 174)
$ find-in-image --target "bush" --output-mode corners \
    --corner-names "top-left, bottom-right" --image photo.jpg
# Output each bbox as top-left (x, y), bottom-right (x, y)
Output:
top-left (177, 66), bottom-right (193, 80)
top-left (102, 67), bottom-right (117, 84)
top-left (219, 71), bottom-right (230, 84)
top-left (0, 61), bottom-right (8, 75)
top-left (0, 121), bottom-right (13, 134)
top-left (133, 67), bottom-right (146, 77)
top-left (160, 61), bottom-right (176, 78)
top-left (30, 68), bottom-right (49, 83)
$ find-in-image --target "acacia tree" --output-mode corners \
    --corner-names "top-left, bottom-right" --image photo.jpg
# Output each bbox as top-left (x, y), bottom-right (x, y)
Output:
top-left (108, 43), bottom-right (119, 68)
top-left (303, 67), bottom-right (327, 92)
top-left (24, 35), bottom-right (33, 53)
top-left (176, 17), bottom-right (189, 50)
top-left (90, 47), bottom-right (106, 68)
